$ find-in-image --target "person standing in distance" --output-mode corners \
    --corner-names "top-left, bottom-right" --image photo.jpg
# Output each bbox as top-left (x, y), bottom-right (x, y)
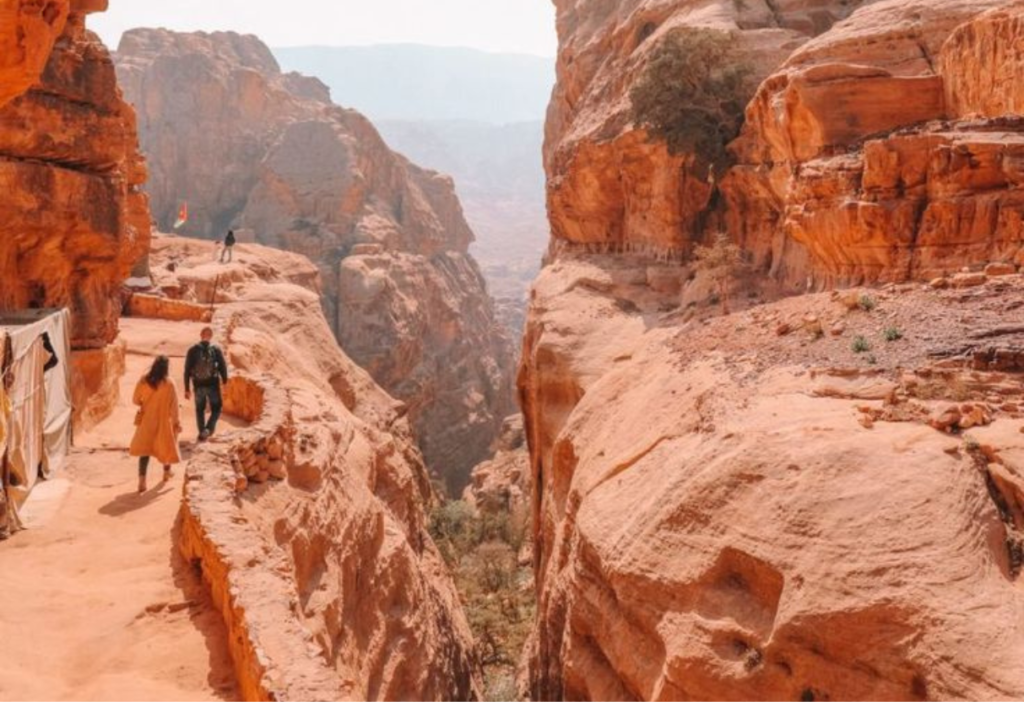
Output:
top-left (220, 229), bottom-right (237, 263)
top-left (184, 327), bottom-right (229, 441)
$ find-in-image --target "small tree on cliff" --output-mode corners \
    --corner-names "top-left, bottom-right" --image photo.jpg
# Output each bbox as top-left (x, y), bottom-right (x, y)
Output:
top-left (693, 231), bottom-right (746, 314)
top-left (629, 27), bottom-right (755, 175)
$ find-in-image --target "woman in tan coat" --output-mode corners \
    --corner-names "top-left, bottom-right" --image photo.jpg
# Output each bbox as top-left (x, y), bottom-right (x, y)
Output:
top-left (129, 356), bottom-right (182, 493)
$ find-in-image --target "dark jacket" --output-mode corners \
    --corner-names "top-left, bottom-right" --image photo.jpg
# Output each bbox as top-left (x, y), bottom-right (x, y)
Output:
top-left (184, 342), bottom-right (228, 391)
top-left (224, 231), bottom-right (237, 247)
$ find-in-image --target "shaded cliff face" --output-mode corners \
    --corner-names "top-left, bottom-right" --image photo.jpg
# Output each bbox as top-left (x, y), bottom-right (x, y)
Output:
top-left (150, 236), bottom-right (481, 700)
top-left (0, 0), bottom-right (150, 349)
top-left (524, 0), bottom-right (1024, 698)
top-left (115, 29), bottom-right (516, 490)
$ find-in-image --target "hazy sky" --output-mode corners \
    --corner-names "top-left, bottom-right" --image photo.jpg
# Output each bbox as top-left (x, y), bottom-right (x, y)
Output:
top-left (91, 0), bottom-right (558, 56)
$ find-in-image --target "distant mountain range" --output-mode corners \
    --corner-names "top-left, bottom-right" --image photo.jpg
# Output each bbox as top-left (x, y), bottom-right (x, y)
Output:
top-left (273, 44), bottom-right (554, 123)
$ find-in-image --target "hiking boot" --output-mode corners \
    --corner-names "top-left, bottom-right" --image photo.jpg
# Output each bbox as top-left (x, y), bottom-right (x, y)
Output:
top-left (199, 430), bottom-right (210, 442)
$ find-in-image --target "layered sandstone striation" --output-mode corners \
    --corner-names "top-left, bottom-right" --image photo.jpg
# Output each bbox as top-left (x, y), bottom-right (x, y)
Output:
top-left (150, 236), bottom-right (481, 700)
top-left (115, 30), bottom-right (515, 489)
top-left (524, 0), bottom-right (1024, 698)
top-left (544, 0), bottom-right (870, 261)
top-left (729, 0), bottom-right (1024, 286)
top-left (0, 0), bottom-right (150, 349)
top-left (545, 0), bottom-right (1024, 287)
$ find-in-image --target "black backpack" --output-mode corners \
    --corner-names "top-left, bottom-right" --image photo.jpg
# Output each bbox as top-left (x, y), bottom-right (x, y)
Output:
top-left (192, 345), bottom-right (218, 383)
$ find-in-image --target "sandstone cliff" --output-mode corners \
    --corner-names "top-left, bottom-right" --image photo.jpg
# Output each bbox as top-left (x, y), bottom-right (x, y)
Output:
top-left (115, 30), bottom-right (516, 490)
top-left (522, 258), bottom-right (1024, 700)
top-left (146, 236), bottom-right (481, 700)
top-left (729, 0), bottom-right (1024, 287)
top-left (0, 0), bottom-right (150, 349)
top-left (545, 0), bottom-right (1024, 288)
top-left (523, 0), bottom-right (1024, 698)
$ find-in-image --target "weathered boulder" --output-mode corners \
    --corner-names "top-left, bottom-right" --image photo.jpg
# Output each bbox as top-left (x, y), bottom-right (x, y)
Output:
top-left (521, 258), bottom-right (1024, 700)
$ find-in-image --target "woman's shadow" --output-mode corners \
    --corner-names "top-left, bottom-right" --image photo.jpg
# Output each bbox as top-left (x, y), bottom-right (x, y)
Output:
top-left (98, 480), bottom-right (176, 517)
top-left (98, 445), bottom-right (194, 518)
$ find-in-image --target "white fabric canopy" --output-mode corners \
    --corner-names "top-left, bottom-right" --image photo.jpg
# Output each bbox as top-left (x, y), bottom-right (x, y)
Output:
top-left (0, 309), bottom-right (72, 512)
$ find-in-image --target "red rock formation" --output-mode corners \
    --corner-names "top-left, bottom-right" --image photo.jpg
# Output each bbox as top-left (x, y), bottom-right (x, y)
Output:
top-left (463, 415), bottom-right (530, 518)
top-left (524, 0), bottom-right (1024, 698)
top-left (0, 0), bottom-right (70, 108)
top-left (115, 30), bottom-right (516, 490)
top-left (546, 0), bottom-right (1023, 287)
top-left (521, 257), bottom-right (1024, 701)
top-left (151, 236), bottom-right (481, 700)
top-left (942, 3), bottom-right (1024, 117)
top-left (544, 0), bottom-right (869, 261)
top-left (727, 0), bottom-right (1024, 286)
top-left (0, 0), bottom-right (150, 349)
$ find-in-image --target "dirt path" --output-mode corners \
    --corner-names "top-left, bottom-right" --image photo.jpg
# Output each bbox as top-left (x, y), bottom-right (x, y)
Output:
top-left (0, 319), bottom-right (239, 701)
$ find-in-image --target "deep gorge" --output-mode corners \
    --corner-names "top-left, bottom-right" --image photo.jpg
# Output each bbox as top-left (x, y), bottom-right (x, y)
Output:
top-left (2, 0), bottom-right (1024, 700)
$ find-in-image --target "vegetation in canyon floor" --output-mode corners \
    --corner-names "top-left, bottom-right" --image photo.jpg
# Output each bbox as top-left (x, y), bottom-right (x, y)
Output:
top-left (430, 499), bottom-right (535, 701)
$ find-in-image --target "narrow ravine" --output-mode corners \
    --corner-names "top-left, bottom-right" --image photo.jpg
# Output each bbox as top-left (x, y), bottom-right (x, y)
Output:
top-left (0, 318), bottom-right (239, 701)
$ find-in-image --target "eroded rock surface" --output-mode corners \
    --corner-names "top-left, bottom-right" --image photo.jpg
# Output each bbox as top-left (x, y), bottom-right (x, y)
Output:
top-left (0, 0), bottom-right (70, 108)
top-left (0, 0), bottom-right (150, 349)
top-left (115, 30), bottom-right (516, 489)
top-left (150, 236), bottom-right (481, 700)
top-left (730, 0), bottom-right (1024, 286)
top-left (522, 257), bottom-right (1024, 700)
top-left (544, 0), bottom-right (869, 261)
top-left (524, 0), bottom-right (1024, 698)
top-left (463, 415), bottom-right (530, 518)
top-left (546, 0), bottom-right (1024, 287)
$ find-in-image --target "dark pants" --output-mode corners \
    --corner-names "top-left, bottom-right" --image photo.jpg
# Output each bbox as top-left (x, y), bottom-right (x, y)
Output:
top-left (194, 384), bottom-right (223, 436)
top-left (138, 456), bottom-right (170, 476)
top-left (220, 245), bottom-right (233, 263)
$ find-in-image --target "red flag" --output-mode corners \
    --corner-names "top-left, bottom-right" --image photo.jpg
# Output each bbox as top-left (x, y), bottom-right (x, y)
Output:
top-left (173, 202), bottom-right (188, 230)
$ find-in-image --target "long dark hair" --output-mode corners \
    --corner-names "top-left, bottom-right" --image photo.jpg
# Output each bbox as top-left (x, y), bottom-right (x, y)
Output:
top-left (145, 356), bottom-right (170, 389)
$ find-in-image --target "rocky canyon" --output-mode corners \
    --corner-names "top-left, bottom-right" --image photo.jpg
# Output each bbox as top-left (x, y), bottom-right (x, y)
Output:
top-left (114, 30), bottom-right (516, 490)
top-left (522, 0), bottom-right (1024, 699)
top-left (5, 0), bottom-right (1024, 701)
top-left (0, 4), bottom-right (479, 701)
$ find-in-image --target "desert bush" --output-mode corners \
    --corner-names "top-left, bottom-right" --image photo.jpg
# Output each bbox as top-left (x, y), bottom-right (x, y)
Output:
top-left (858, 294), bottom-right (877, 312)
top-left (630, 27), bottom-right (755, 174)
top-left (693, 231), bottom-right (747, 314)
top-left (884, 326), bottom-right (903, 342)
top-left (852, 336), bottom-right (871, 354)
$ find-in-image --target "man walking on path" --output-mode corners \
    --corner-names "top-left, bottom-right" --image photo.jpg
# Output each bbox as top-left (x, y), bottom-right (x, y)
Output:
top-left (184, 327), bottom-right (229, 441)
top-left (220, 230), bottom-right (237, 263)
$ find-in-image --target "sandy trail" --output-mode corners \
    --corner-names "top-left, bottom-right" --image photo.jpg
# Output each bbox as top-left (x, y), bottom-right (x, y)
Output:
top-left (0, 319), bottom-right (240, 701)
